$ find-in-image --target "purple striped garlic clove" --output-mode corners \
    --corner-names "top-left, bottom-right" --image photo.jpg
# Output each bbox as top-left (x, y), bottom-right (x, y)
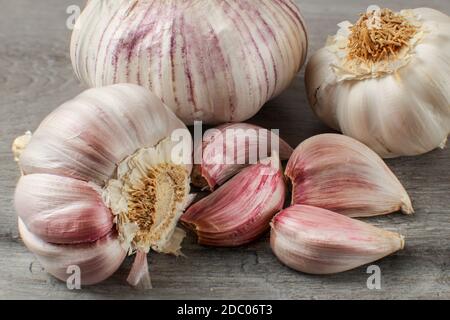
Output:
top-left (286, 134), bottom-right (413, 217)
top-left (19, 219), bottom-right (127, 286)
top-left (15, 174), bottom-right (114, 244)
top-left (182, 153), bottom-right (286, 247)
top-left (192, 123), bottom-right (293, 190)
top-left (270, 205), bottom-right (405, 274)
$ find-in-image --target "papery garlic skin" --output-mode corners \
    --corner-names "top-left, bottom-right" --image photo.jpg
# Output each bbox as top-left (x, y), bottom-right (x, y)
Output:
top-left (270, 205), bottom-right (405, 274)
top-left (15, 174), bottom-right (113, 244)
top-left (286, 134), bottom-right (413, 217)
top-left (102, 137), bottom-right (191, 255)
top-left (19, 219), bottom-right (127, 286)
top-left (14, 84), bottom-right (193, 286)
top-left (126, 250), bottom-right (152, 289)
top-left (71, 0), bottom-right (308, 125)
top-left (20, 84), bottom-right (188, 185)
top-left (192, 123), bottom-right (293, 190)
top-left (182, 154), bottom-right (286, 247)
top-left (305, 7), bottom-right (450, 158)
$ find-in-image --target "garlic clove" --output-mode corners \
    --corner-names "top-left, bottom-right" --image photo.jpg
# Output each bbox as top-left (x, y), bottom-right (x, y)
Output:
top-left (19, 84), bottom-right (188, 184)
top-left (182, 153), bottom-right (286, 247)
top-left (18, 219), bottom-right (127, 286)
top-left (71, 1), bottom-right (308, 125)
top-left (192, 123), bottom-right (293, 190)
top-left (15, 174), bottom-right (114, 244)
top-left (270, 205), bottom-right (405, 274)
top-left (286, 134), bottom-right (413, 217)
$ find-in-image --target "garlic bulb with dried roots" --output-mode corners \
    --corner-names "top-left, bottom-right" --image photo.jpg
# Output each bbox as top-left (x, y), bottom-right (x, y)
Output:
top-left (13, 84), bottom-right (193, 287)
top-left (71, 0), bottom-right (308, 125)
top-left (192, 123), bottom-right (293, 190)
top-left (305, 6), bottom-right (450, 157)
top-left (270, 205), bottom-right (405, 274)
top-left (286, 134), bottom-right (413, 217)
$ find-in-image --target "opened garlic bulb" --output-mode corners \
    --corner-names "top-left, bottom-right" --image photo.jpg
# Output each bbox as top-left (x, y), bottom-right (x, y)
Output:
top-left (182, 153), bottom-right (286, 247)
top-left (71, 0), bottom-right (308, 125)
top-left (305, 6), bottom-right (450, 157)
top-left (14, 84), bottom-right (193, 287)
top-left (192, 123), bottom-right (293, 190)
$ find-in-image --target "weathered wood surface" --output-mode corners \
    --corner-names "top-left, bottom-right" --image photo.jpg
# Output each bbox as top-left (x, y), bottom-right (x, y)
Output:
top-left (0, 0), bottom-right (449, 300)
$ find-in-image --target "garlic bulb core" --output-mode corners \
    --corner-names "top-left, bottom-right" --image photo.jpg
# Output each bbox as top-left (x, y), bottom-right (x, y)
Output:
top-left (348, 8), bottom-right (417, 63)
top-left (14, 84), bottom-right (193, 286)
top-left (102, 137), bottom-right (190, 255)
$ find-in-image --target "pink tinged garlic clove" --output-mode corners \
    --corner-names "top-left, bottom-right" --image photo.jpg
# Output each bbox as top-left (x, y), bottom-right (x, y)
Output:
top-left (270, 205), bottom-right (405, 274)
top-left (18, 219), bottom-right (127, 286)
top-left (286, 134), bottom-right (413, 217)
top-left (192, 123), bottom-right (293, 190)
top-left (71, 0), bottom-right (308, 125)
top-left (15, 174), bottom-right (114, 244)
top-left (182, 154), bottom-right (286, 247)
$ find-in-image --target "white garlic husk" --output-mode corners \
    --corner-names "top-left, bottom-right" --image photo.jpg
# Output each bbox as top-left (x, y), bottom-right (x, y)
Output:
top-left (305, 6), bottom-right (450, 158)
top-left (14, 84), bottom-right (193, 287)
top-left (71, 0), bottom-right (308, 125)
top-left (18, 219), bottom-right (127, 286)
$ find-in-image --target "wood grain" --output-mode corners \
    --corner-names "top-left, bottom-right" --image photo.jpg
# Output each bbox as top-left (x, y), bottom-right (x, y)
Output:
top-left (0, 0), bottom-right (449, 299)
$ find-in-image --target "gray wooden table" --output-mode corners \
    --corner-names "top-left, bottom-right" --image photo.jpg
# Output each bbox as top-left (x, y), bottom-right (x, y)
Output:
top-left (0, 0), bottom-right (449, 300)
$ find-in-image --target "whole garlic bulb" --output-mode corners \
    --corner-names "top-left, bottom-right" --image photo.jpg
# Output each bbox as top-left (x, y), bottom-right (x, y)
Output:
top-left (305, 6), bottom-right (450, 158)
top-left (14, 84), bottom-right (193, 287)
top-left (71, 0), bottom-right (308, 125)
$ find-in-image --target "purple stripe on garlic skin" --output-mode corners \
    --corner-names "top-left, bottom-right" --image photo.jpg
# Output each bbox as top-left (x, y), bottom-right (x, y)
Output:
top-left (286, 134), bottom-right (413, 218)
top-left (270, 205), bottom-right (405, 275)
top-left (14, 84), bottom-right (194, 287)
top-left (70, 0), bottom-right (308, 125)
top-left (15, 174), bottom-right (113, 244)
top-left (192, 123), bottom-right (293, 190)
top-left (182, 153), bottom-right (286, 247)
top-left (18, 219), bottom-right (127, 286)
top-left (305, 7), bottom-right (450, 158)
